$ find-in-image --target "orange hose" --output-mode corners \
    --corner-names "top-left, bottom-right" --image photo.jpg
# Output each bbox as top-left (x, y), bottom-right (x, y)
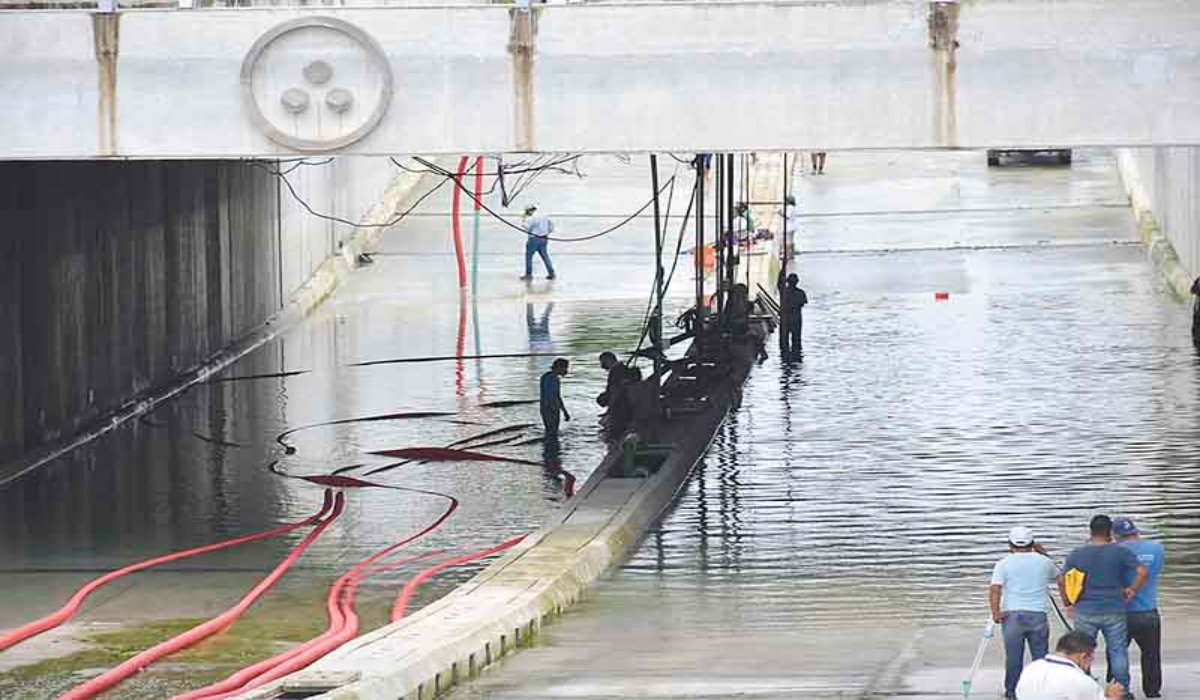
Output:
top-left (58, 491), bottom-right (345, 700)
top-left (452, 155), bottom-right (469, 289)
top-left (174, 494), bottom-right (460, 699)
top-left (0, 491), bottom-right (333, 653)
top-left (391, 534), bottom-right (527, 622)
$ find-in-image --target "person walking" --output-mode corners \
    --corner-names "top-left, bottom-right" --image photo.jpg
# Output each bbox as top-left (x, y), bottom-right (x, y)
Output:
top-left (1058, 515), bottom-right (1148, 698)
top-left (779, 273), bottom-right (808, 358)
top-left (778, 194), bottom-right (800, 258)
top-left (539, 358), bottom-right (570, 438)
top-left (521, 205), bottom-right (556, 281)
top-left (1016, 631), bottom-right (1126, 700)
top-left (990, 526), bottom-right (1061, 699)
top-left (1113, 517), bottom-right (1166, 698)
top-left (810, 151), bottom-right (827, 175)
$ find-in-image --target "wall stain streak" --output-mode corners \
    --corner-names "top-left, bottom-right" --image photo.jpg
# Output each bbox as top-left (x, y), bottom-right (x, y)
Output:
top-left (928, 1), bottom-right (959, 148)
top-left (508, 7), bottom-right (538, 151)
top-left (92, 13), bottom-right (120, 156)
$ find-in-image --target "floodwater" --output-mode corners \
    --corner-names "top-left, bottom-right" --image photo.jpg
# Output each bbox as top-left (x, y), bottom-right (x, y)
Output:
top-left (443, 151), bottom-right (1200, 699)
top-left (3, 150), bottom-right (1200, 698)
top-left (0, 155), bottom-right (691, 697)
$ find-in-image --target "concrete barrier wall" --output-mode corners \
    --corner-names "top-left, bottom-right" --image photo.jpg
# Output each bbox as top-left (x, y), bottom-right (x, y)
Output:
top-left (1115, 147), bottom-right (1199, 297)
top-left (0, 156), bottom-right (413, 467)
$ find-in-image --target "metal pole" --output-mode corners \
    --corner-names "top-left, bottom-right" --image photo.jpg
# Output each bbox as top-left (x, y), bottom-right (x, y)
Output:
top-left (715, 154), bottom-right (724, 319)
top-left (649, 154), bottom-right (665, 380)
top-left (726, 153), bottom-right (735, 295)
top-left (781, 152), bottom-right (789, 282)
top-left (695, 156), bottom-right (706, 324)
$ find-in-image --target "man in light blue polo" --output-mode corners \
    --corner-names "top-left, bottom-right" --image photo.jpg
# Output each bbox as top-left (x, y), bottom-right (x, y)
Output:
top-left (1113, 517), bottom-right (1166, 698)
top-left (990, 526), bottom-right (1061, 699)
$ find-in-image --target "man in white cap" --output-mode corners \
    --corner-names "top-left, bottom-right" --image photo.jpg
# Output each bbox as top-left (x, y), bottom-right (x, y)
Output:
top-left (990, 525), bottom-right (1061, 699)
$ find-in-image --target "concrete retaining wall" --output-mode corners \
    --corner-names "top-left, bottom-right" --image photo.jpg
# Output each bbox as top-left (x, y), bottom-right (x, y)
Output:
top-left (1114, 147), bottom-right (1199, 298)
top-left (0, 156), bottom-right (419, 471)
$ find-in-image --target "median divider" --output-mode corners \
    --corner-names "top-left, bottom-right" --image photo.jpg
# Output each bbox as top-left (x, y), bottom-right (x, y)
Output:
top-left (236, 335), bottom-right (764, 700)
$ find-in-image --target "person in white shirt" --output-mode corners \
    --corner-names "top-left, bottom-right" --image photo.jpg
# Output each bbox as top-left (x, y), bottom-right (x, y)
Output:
top-left (1016, 631), bottom-right (1125, 700)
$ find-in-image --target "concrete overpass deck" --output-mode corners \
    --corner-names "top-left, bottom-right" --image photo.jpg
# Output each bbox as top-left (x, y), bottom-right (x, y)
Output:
top-left (2, 0), bottom-right (1200, 159)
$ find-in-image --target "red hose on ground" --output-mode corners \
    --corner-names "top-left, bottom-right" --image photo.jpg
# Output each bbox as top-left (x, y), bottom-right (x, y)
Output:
top-left (174, 493), bottom-right (460, 700)
top-left (174, 550), bottom-right (444, 700)
top-left (391, 534), bottom-right (527, 622)
top-left (451, 155), bottom-right (469, 289)
top-left (59, 491), bottom-right (345, 700)
top-left (0, 491), bottom-right (334, 653)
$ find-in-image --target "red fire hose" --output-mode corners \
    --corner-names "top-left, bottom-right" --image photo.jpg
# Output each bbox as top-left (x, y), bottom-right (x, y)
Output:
top-left (58, 491), bottom-right (345, 700)
top-left (174, 491), bottom-right (459, 699)
top-left (391, 534), bottom-right (527, 622)
top-left (0, 491), bottom-right (334, 653)
top-left (451, 155), bottom-right (470, 289)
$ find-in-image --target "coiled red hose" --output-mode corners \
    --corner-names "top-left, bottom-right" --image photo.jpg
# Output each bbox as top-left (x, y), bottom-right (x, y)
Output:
top-left (0, 491), bottom-right (334, 653)
top-left (58, 491), bottom-right (345, 700)
top-left (174, 490), bottom-right (459, 700)
top-left (391, 534), bottom-right (527, 622)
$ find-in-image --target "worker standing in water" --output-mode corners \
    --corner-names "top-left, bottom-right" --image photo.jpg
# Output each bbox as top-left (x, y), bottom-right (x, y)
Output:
top-left (1191, 276), bottom-right (1199, 348)
top-left (521, 205), bottom-right (556, 281)
top-left (780, 273), bottom-right (808, 358)
top-left (540, 358), bottom-right (570, 438)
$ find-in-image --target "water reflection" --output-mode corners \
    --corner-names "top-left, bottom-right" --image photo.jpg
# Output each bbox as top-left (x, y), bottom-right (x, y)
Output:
top-left (527, 302), bottom-right (555, 354)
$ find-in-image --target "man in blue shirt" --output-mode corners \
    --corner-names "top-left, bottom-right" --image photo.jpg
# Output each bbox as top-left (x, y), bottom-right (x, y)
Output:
top-left (521, 205), bottom-right (557, 281)
top-left (539, 358), bottom-right (570, 438)
top-left (1113, 517), bottom-right (1166, 698)
top-left (1059, 515), bottom-right (1148, 697)
top-left (990, 526), bottom-right (1061, 699)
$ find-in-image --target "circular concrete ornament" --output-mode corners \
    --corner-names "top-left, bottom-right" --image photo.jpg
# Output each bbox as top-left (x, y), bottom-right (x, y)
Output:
top-left (241, 17), bottom-right (393, 152)
top-left (303, 59), bottom-right (334, 86)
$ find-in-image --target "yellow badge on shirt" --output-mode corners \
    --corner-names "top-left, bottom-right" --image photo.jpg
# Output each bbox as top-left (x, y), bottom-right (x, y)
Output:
top-left (1063, 568), bottom-right (1086, 604)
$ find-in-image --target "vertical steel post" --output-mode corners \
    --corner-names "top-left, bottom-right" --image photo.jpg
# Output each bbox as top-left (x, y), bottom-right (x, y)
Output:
top-left (695, 155), bottom-right (706, 325)
top-left (649, 154), bottom-right (665, 380)
top-left (715, 154), bottom-right (724, 319)
top-left (781, 152), bottom-right (789, 282)
top-left (726, 153), bottom-right (735, 296)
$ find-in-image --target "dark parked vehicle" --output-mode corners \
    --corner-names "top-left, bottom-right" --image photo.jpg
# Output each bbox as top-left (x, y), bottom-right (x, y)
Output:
top-left (987, 149), bottom-right (1072, 166)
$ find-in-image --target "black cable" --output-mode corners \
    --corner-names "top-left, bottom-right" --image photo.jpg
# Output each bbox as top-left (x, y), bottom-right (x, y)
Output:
top-left (413, 156), bottom-right (676, 243)
top-left (628, 164), bottom-right (681, 363)
top-left (253, 160), bottom-right (449, 229)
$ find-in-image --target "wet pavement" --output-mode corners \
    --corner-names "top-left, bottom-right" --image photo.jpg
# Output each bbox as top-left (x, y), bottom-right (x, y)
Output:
top-left (3, 150), bottom-right (1200, 698)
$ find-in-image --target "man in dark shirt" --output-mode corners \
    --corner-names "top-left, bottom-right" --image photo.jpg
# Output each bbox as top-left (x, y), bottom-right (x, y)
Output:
top-left (1059, 514), bottom-right (1148, 697)
top-left (780, 273), bottom-right (808, 357)
top-left (539, 358), bottom-right (570, 438)
top-left (1191, 276), bottom-right (1199, 347)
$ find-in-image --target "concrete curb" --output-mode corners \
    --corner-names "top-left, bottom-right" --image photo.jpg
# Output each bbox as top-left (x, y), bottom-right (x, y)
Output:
top-left (1114, 148), bottom-right (1195, 299)
top-left (0, 165), bottom-right (431, 488)
top-left (236, 335), bottom-right (768, 700)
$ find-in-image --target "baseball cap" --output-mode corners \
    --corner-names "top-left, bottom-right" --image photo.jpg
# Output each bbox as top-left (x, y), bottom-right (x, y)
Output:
top-left (1113, 517), bottom-right (1139, 537)
top-left (1008, 526), bottom-right (1034, 547)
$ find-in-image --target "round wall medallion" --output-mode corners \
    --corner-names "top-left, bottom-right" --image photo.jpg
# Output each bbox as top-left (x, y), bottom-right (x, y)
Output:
top-left (241, 17), bottom-right (394, 152)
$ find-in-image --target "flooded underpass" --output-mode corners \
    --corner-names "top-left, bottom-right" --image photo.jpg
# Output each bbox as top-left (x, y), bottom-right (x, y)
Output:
top-left (3, 151), bottom-right (1200, 699)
